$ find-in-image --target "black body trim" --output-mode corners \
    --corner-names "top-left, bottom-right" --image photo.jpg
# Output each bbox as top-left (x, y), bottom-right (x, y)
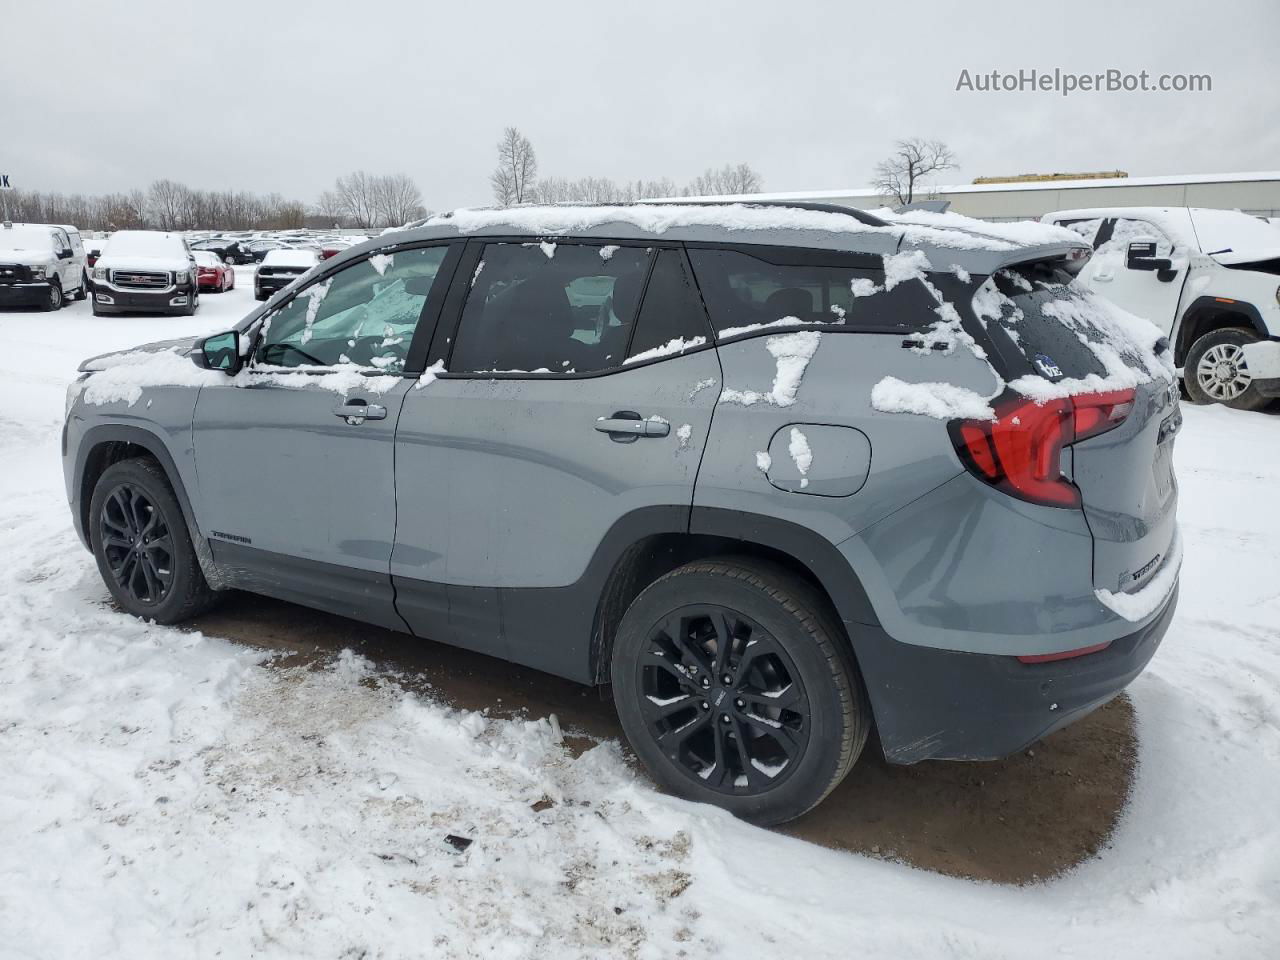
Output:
top-left (210, 541), bottom-right (410, 633)
top-left (71, 424), bottom-right (202, 551)
top-left (689, 507), bottom-right (879, 627)
top-left (1175, 296), bottom-right (1269, 364)
top-left (859, 584), bottom-right (1178, 764)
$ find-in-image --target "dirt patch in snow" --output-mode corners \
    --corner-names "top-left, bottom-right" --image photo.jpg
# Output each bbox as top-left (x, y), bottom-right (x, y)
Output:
top-left (190, 592), bottom-right (1135, 886)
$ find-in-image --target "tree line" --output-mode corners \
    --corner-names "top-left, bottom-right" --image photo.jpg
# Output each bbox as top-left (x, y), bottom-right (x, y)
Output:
top-left (2, 171), bottom-right (425, 233)
top-left (490, 127), bottom-right (762, 207)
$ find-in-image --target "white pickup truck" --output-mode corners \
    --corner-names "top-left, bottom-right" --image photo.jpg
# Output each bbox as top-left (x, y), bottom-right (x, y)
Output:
top-left (1042, 206), bottom-right (1280, 410)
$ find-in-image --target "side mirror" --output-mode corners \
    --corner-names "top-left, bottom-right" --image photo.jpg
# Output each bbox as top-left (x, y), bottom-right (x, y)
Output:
top-left (59, 248), bottom-right (73, 260)
top-left (1126, 238), bottom-right (1175, 279)
top-left (191, 331), bottom-right (243, 374)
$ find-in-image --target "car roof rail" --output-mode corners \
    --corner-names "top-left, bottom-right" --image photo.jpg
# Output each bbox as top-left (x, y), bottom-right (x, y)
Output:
top-left (431, 199), bottom-right (891, 229)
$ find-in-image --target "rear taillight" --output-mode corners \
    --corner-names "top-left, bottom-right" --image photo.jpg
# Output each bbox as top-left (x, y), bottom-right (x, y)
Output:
top-left (950, 388), bottom-right (1136, 508)
top-left (1016, 641), bottom-right (1111, 664)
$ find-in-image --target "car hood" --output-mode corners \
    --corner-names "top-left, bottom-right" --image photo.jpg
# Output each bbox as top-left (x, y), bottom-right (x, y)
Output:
top-left (1208, 246), bottom-right (1280, 266)
top-left (96, 254), bottom-right (191, 272)
top-left (78, 336), bottom-right (199, 372)
top-left (0, 249), bottom-right (55, 266)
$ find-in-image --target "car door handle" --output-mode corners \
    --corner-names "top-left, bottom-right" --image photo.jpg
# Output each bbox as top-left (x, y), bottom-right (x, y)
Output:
top-left (334, 400), bottom-right (387, 423)
top-left (595, 412), bottom-right (669, 441)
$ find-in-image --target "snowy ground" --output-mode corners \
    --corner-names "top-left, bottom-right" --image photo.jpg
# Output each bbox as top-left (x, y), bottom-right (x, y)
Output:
top-left (0, 274), bottom-right (1278, 958)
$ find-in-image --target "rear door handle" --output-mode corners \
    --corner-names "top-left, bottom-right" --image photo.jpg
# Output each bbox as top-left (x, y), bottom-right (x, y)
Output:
top-left (595, 411), bottom-right (669, 441)
top-left (334, 400), bottom-right (387, 423)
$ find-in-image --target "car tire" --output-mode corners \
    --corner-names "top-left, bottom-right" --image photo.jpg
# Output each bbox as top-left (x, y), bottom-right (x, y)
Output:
top-left (42, 281), bottom-right (64, 312)
top-left (88, 457), bottom-right (218, 625)
top-left (74, 273), bottom-right (89, 301)
top-left (611, 557), bottom-right (870, 826)
top-left (1184, 327), bottom-right (1270, 411)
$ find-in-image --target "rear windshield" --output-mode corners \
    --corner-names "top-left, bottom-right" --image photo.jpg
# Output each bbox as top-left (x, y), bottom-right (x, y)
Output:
top-left (973, 269), bottom-right (1158, 382)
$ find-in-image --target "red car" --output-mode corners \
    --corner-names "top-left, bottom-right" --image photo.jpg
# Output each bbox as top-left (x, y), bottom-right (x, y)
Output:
top-left (193, 250), bottom-right (235, 292)
top-left (319, 240), bottom-right (353, 260)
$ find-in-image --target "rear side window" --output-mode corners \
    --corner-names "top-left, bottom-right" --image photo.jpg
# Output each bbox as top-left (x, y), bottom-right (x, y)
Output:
top-left (450, 242), bottom-right (653, 373)
top-left (687, 247), bottom-right (937, 337)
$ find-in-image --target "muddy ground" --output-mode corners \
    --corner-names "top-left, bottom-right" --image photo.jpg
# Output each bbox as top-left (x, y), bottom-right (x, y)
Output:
top-left (191, 591), bottom-right (1136, 886)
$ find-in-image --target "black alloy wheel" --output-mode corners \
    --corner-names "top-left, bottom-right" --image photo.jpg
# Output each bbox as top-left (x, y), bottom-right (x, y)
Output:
top-left (98, 483), bottom-right (174, 606)
top-left (639, 604), bottom-right (810, 793)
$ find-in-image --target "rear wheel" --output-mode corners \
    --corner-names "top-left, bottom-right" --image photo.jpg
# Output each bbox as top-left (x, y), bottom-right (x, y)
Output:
top-left (611, 558), bottom-right (869, 825)
top-left (89, 458), bottom-right (216, 624)
top-left (1185, 327), bottom-right (1269, 411)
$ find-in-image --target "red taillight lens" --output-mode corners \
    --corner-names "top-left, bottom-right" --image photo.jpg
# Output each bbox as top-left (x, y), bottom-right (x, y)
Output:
top-left (1072, 389), bottom-right (1135, 442)
top-left (950, 387), bottom-right (1136, 509)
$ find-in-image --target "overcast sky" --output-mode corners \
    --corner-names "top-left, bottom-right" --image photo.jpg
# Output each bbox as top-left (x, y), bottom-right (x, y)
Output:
top-left (3, 0), bottom-right (1277, 211)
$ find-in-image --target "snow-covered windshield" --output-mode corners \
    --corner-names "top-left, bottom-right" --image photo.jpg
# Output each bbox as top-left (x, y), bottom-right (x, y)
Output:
top-left (263, 249), bottom-right (320, 268)
top-left (102, 231), bottom-right (187, 259)
top-left (0, 226), bottom-right (56, 252)
top-left (192, 251), bottom-right (221, 267)
top-left (1188, 209), bottom-right (1280, 254)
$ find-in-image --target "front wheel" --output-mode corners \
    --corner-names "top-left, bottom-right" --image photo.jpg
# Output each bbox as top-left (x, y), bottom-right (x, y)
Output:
top-left (41, 282), bottom-right (63, 312)
top-left (611, 558), bottom-right (870, 825)
top-left (74, 273), bottom-right (89, 301)
top-left (1184, 327), bottom-right (1269, 411)
top-left (89, 458), bottom-right (216, 624)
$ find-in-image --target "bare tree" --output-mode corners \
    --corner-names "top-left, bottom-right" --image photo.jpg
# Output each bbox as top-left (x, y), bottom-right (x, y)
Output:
top-left (334, 171), bottom-right (380, 228)
top-left (313, 190), bottom-right (346, 227)
top-left (373, 173), bottom-right (426, 227)
top-left (147, 179), bottom-right (191, 230)
top-left (490, 127), bottom-right (537, 206)
top-left (872, 138), bottom-right (956, 206)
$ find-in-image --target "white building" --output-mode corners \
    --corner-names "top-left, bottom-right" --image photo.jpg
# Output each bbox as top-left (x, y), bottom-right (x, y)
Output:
top-left (684, 171), bottom-right (1280, 222)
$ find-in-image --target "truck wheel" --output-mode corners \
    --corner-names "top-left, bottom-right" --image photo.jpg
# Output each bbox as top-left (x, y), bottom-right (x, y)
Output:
top-left (611, 558), bottom-right (870, 826)
top-left (42, 282), bottom-right (64, 312)
top-left (89, 458), bottom-right (217, 624)
top-left (1185, 327), bottom-right (1269, 411)
top-left (74, 273), bottom-right (89, 301)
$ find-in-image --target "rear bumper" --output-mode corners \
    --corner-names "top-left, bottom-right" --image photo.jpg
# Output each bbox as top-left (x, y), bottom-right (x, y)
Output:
top-left (0, 282), bottom-right (53, 306)
top-left (255, 275), bottom-right (299, 295)
top-left (854, 582), bottom-right (1177, 764)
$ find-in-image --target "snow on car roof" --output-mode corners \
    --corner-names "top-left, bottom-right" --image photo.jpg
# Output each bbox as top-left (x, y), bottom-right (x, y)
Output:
top-left (192, 251), bottom-right (221, 266)
top-left (263, 249), bottom-right (320, 267)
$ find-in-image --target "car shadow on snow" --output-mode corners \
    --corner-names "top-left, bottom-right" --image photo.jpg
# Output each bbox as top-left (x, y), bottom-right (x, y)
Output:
top-left (187, 590), bottom-right (1137, 887)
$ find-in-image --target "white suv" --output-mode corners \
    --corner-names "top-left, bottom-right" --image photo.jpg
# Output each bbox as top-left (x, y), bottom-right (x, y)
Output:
top-left (1042, 207), bottom-right (1280, 410)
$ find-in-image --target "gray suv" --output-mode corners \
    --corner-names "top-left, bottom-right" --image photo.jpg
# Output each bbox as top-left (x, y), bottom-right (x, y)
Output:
top-left (62, 203), bottom-right (1181, 825)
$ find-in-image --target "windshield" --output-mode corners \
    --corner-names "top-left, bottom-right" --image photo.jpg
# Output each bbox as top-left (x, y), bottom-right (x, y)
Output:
top-left (0, 226), bottom-right (55, 252)
top-left (103, 231), bottom-right (186, 259)
top-left (1189, 209), bottom-right (1280, 254)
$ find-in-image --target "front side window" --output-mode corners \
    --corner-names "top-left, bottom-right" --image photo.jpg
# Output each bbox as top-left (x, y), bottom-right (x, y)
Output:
top-left (449, 242), bottom-right (654, 373)
top-left (688, 247), bottom-right (936, 337)
top-left (255, 246), bottom-right (449, 371)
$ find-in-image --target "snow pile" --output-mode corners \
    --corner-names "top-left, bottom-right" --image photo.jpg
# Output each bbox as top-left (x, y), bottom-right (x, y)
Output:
top-left (1096, 533), bottom-right (1184, 621)
top-left (879, 209), bottom-right (1084, 249)
top-left (871, 376), bottom-right (995, 420)
top-left (720, 331), bottom-right (821, 407)
top-left (719, 316), bottom-right (806, 339)
top-left (788, 427), bottom-right (812, 488)
top-left (368, 252), bottom-right (393, 275)
top-left (624, 335), bottom-right (706, 365)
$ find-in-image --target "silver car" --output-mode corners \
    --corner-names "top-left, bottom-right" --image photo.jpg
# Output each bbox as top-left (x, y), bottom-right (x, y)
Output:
top-left (63, 202), bottom-right (1181, 824)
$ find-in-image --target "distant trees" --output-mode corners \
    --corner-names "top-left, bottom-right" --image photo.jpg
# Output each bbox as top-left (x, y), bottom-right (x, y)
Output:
top-left (490, 127), bottom-right (539, 206)
top-left (872, 138), bottom-right (956, 206)
top-left (488, 126), bottom-right (761, 207)
top-left (323, 172), bottom-right (427, 228)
